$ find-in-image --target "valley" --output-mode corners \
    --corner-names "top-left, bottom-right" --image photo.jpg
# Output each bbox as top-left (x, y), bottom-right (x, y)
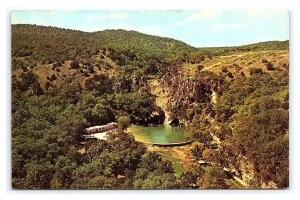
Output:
top-left (11, 24), bottom-right (289, 189)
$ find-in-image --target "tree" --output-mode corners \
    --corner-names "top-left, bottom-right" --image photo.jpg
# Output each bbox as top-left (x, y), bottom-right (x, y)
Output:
top-left (51, 156), bottom-right (77, 188)
top-left (185, 113), bottom-right (213, 145)
top-left (24, 161), bottom-right (54, 189)
top-left (92, 103), bottom-right (108, 123)
top-left (117, 116), bottom-right (130, 131)
top-left (179, 171), bottom-right (198, 189)
top-left (31, 79), bottom-right (44, 96)
top-left (201, 166), bottom-right (228, 189)
top-left (190, 141), bottom-right (205, 159)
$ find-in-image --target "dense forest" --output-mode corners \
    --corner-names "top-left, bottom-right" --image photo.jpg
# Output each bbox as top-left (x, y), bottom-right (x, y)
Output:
top-left (11, 24), bottom-right (289, 189)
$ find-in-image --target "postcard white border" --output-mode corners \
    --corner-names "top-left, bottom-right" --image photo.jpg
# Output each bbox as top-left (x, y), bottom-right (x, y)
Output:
top-left (1, 0), bottom-right (299, 200)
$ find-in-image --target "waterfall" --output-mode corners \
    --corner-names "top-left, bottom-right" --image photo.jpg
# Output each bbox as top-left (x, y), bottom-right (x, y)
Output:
top-left (211, 90), bottom-right (217, 104)
top-left (163, 108), bottom-right (171, 128)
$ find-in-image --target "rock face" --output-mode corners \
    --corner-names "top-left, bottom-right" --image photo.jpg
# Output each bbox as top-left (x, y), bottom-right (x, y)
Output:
top-left (160, 71), bottom-right (222, 125)
top-left (145, 109), bottom-right (165, 125)
top-left (113, 69), bottom-right (223, 126)
top-left (113, 74), bottom-right (148, 93)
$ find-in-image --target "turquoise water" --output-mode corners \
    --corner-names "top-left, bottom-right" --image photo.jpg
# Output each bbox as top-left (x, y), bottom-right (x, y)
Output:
top-left (128, 124), bottom-right (186, 144)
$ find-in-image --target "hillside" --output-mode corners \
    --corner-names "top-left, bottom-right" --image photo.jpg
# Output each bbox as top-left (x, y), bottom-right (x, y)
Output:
top-left (11, 24), bottom-right (195, 64)
top-left (11, 24), bottom-right (289, 88)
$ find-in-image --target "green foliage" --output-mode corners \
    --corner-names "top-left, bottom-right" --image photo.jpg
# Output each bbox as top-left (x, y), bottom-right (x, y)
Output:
top-left (190, 141), bottom-right (205, 159)
top-left (12, 71), bottom-right (43, 95)
top-left (185, 113), bottom-right (213, 144)
top-left (201, 166), bottom-right (228, 189)
top-left (117, 116), bottom-right (130, 131)
top-left (11, 24), bottom-right (195, 65)
top-left (198, 40), bottom-right (289, 57)
top-left (216, 71), bottom-right (289, 188)
top-left (107, 92), bottom-right (155, 124)
top-left (179, 171), bottom-right (198, 189)
top-left (249, 67), bottom-right (263, 76)
top-left (84, 74), bottom-right (113, 95)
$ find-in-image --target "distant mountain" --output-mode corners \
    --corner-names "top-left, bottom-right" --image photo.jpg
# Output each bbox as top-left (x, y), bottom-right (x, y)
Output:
top-left (198, 40), bottom-right (289, 55)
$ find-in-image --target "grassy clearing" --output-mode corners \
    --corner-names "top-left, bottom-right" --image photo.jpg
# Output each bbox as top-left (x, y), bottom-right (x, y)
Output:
top-left (155, 149), bottom-right (185, 176)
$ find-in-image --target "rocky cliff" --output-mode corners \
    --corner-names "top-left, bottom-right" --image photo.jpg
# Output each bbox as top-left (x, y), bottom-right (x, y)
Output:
top-left (159, 71), bottom-right (224, 125)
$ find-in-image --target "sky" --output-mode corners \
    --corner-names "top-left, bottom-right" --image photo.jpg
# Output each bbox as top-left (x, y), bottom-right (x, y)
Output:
top-left (11, 10), bottom-right (289, 47)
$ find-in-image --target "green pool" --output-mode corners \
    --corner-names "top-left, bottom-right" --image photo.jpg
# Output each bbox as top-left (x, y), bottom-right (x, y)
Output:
top-left (128, 124), bottom-right (186, 144)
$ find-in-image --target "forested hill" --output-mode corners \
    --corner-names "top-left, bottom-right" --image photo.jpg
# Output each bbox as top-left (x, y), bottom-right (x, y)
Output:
top-left (198, 40), bottom-right (289, 56)
top-left (11, 24), bottom-right (195, 63)
top-left (12, 24), bottom-right (288, 64)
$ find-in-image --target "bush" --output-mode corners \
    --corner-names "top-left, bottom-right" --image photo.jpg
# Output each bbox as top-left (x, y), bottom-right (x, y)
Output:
top-left (198, 65), bottom-right (204, 72)
top-left (190, 142), bottom-right (205, 159)
top-left (44, 81), bottom-right (52, 90)
top-left (83, 72), bottom-right (90, 77)
top-left (249, 67), bottom-right (263, 76)
top-left (221, 66), bottom-right (227, 73)
top-left (265, 62), bottom-right (275, 71)
top-left (70, 61), bottom-right (80, 69)
top-left (282, 63), bottom-right (289, 69)
top-left (49, 74), bottom-right (57, 81)
top-left (240, 71), bottom-right (245, 77)
top-left (53, 62), bottom-right (62, 68)
top-left (227, 72), bottom-right (234, 78)
top-left (21, 65), bottom-right (28, 72)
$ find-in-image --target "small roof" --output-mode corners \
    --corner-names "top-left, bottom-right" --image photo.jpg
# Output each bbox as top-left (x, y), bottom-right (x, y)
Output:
top-left (86, 122), bottom-right (117, 130)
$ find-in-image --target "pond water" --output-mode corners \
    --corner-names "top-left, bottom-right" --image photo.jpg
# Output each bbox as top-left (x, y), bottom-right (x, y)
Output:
top-left (128, 124), bottom-right (186, 144)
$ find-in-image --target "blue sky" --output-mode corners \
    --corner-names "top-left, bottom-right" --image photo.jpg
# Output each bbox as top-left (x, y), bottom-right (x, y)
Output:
top-left (11, 10), bottom-right (289, 47)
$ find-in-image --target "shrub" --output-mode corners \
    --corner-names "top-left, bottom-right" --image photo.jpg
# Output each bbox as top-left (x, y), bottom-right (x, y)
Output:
top-left (84, 72), bottom-right (90, 77)
top-left (197, 65), bottom-right (204, 72)
top-left (21, 65), bottom-right (28, 72)
top-left (240, 71), bottom-right (245, 77)
top-left (282, 63), bottom-right (289, 69)
top-left (265, 62), bottom-right (275, 71)
top-left (221, 66), bottom-right (227, 73)
top-left (53, 62), bottom-right (62, 68)
top-left (227, 72), bottom-right (234, 78)
top-left (49, 74), bottom-right (57, 81)
top-left (70, 61), bottom-right (80, 69)
top-left (249, 67), bottom-right (263, 76)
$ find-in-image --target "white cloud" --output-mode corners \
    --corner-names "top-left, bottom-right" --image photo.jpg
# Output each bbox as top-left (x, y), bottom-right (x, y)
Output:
top-left (246, 10), bottom-right (273, 19)
top-left (86, 13), bottom-right (128, 21)
top-left (187, 9), bottom-right (222, 22)
top-left (246, 10), bottom-right (287, 19)
top-left (211, 23), bottom-right (249, 31)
